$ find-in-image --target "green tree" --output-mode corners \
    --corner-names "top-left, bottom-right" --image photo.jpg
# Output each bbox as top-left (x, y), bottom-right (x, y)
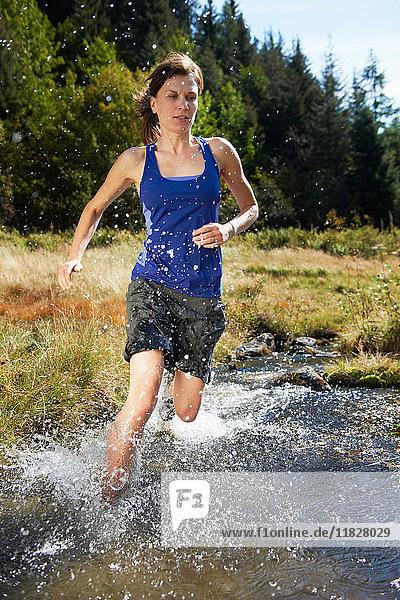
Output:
top-left (192, 89), bottom-right (218, 137)
top-left (250, 168), bottom-right (296, 228)
top-left (311, 41), bottom-right (350, 223)
top-left (278, 41), bottom-right (322, 226)
top-left (347, 74), bottom-right (393, 225)
top-left (194, 0), bottom-right (219, 51)
top-left (192, 0), bottom-right (222, 97)
top-left (216, 1), bottom-right (256, 76)
top-left (361, 51), bottom-right (396, 127)
top-left (0, 120), bottom-right (15, 225)
top-left (36, 0), bottom-right (73, 25)
top-left (167, 28), bottom-right (196, 55)
top-left (0, 17), bottom-right (18, 118)
top-left (33, 63), bottom-right (143, 230)
top-left (70, 0), bottom-right (110, 42)
top-left (282, 41), bottom-right (321, 169)
top-left (0, 0), bottom-right (59, 119)
top-left (109, 0), bottom-right (176, 70)
top-left (381, 118), bottom-right (400, 222)
top-left (217, 80), bottom-right (255, 171)
top-left (168, 0), bottom-right (198, 34)
top-left (257, 32), bottom-right (288, 167)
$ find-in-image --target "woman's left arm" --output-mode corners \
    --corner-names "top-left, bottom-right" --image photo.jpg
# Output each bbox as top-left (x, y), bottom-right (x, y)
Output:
top-left (192, 137), bottom-right (258, 248)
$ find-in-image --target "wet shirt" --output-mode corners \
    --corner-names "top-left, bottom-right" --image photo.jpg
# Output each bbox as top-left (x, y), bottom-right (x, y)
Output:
top-left (131, 136), bottom-right (223, 297)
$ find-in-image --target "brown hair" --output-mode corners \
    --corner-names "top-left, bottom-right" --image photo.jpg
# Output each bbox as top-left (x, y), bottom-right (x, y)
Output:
top-left (134, 52), bottom-right (204, 145)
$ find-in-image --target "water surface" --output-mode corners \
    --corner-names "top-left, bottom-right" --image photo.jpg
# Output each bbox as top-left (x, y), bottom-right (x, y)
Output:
top-left (1, 349), bottom-right (400, 599)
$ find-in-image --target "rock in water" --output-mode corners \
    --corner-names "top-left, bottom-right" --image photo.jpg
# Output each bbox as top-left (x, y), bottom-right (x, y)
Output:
top-left (273, 366), bottom-right (331, 391)
top-left (232, 333), bottom-right (275, 359)
top-left (289, 336), bottom-right (318, 354)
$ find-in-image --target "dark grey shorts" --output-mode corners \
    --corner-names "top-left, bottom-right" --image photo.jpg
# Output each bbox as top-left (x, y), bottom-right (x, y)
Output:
top-left (123, 277), bottom-right (226, 384)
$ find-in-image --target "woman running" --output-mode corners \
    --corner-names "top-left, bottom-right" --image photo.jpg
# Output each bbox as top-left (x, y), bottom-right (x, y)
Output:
top-left (58, 52), bottom-right (258, 503)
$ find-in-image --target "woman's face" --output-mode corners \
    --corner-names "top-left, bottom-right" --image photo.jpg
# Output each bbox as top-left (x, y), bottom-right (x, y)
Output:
top-left (150, 74), bottom-right (199, 135)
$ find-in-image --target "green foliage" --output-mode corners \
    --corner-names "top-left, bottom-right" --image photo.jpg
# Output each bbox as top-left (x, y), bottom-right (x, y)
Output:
top-left (250, 168), bottom-right (296, 228)
top-left (224, 280), bottom-right (269, 340)
top-left (216, 0), bottom-right (256, 76)
top-left (108, 0), bottom-right (177, 71)
top-left (167, 28), bottom-right (196, 55)
top-left (250, 224), bottom-right (400, 259)
top-left (192, 90), bottom-right (218, 137)
top-left (217, 81), bottom-right (255, 171)
top-left (381, 118), bottom-right (400, 221)
top-left (0, 0), bottom-right (399, 232)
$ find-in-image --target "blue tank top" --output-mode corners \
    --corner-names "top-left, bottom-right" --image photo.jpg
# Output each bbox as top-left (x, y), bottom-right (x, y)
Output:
top-left (131, 136), bottom-right (223, 297)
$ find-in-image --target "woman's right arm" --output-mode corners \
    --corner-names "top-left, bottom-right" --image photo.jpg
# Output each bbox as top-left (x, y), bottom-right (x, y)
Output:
top-left (58, 147), bottom-right (144, 290)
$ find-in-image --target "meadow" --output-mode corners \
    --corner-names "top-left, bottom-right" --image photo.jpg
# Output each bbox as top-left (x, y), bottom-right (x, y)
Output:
top-left (1, 226), bottom-right (400, 445)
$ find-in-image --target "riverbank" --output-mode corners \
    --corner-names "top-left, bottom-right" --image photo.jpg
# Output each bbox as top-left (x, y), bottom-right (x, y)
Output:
top-left (1, 228), bottom-right (400, 444)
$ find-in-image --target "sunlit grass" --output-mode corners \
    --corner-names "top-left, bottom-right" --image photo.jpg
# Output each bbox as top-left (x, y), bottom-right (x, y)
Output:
top-left (0, 317), bottom-right (127, 446)
top-left (325, 351), bottom-right (400, 388)
top-left (1, 229), bottom-right (400, 443)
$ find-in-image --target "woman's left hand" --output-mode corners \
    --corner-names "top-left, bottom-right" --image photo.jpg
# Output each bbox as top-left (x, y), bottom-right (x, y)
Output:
top-left (192, 222), bottom-right (232, 248)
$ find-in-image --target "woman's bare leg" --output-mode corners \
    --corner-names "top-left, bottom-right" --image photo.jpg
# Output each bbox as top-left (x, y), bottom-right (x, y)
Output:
top-left (171, 370), bottom-right (205, 422)
top-left (103, 349), bottom-right (164, 503)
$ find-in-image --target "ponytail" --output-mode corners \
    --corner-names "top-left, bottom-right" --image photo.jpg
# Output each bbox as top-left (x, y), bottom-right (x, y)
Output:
top-left (133, 87), bottom-right (160, 146)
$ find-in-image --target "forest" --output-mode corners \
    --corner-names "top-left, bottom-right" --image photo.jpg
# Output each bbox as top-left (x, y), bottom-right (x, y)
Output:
top-left (0, 0), bottom-right (399, 232)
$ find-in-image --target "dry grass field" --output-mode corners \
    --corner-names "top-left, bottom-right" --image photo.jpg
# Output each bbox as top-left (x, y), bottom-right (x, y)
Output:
top-left (1, 231), bottom-right (400, 444)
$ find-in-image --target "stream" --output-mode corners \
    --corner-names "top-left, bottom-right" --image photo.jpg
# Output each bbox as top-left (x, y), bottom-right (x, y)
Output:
top-left (1, 347), bottom-right (400, 599)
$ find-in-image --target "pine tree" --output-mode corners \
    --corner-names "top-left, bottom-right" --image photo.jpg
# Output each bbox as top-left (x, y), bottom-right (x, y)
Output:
top-left (109, 0), bottom-right (176, 70)
top-left (193, 0), bottom-right (222, 97)
top-left (216, 1), bottom-right (255, 76)
top-left (361, 51), bottom-right (396, 127)
top-left (257, 32), bottom-right (287, 162)
top-left (194, 0), bottom-right (219, 51)
top-left (347, 74), bottom-right (393, 225)
top-left (70, 0), bottom-right (110, 41)
top-left (381, 118), bottom-right (400, 221)
top-left (36, 0), bottom-right (73, 25)
top-left (314, 42), bottom-right (349, 176)
top-left (311, 41), bottom-right (350, 222)
top-left (168, 0), bottom-right (198, 33)
top-left (278, 41), bottom-right (322, 226)
top-left (0, 18), bottom-right (18, 118)
top-left (282, 40), bottom-right (321, 167)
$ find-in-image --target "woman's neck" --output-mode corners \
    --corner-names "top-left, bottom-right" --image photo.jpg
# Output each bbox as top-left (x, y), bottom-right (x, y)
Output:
top-left (155, 132), bottom-right (196, 155)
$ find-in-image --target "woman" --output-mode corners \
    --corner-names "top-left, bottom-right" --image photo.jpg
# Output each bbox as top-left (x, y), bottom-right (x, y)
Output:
top-left (58, 52), bottom-right (258, 503)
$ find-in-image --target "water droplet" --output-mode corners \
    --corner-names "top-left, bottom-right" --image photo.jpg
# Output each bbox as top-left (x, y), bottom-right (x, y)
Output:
top-left (12, 132), bottom-right (22, 143)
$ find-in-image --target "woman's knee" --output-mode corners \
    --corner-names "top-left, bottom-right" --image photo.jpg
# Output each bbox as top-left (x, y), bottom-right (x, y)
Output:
top-left (175, 409), bottom-right (199, 423)
top-left (174, 397), bottom-right (202, 422)
top-left (122, 350), bottom-right (164, 421)
top-left (118, 392), bottom-right (157, 426)
top-left (172, 371), bottom-right (204, 423)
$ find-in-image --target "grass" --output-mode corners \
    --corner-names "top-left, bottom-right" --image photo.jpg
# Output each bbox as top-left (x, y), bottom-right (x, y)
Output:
top-left (325, 352), bottom-right (400, 388)
top-left (1, 226), bottom-right (400, 443)
top-left (0, 317), bottom-right (127, 446)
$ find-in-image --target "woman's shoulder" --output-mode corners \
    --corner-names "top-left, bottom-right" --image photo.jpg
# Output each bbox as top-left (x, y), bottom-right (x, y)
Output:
top-left (121, 145), bottom-right (147, 161)
top-left (205, 136), bottom-right (236, 156)
top-left (117, 145), bottom-right (147, 181)
top-left (204, 137), bottom-right (237, 170)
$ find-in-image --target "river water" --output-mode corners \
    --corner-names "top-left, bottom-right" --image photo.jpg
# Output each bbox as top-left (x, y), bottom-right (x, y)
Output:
top-left (2, 348), bottom-right (400, 599)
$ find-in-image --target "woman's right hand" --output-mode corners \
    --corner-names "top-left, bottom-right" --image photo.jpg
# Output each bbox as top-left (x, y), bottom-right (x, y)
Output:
top-left (58, 259), bottom-right (83, 290)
